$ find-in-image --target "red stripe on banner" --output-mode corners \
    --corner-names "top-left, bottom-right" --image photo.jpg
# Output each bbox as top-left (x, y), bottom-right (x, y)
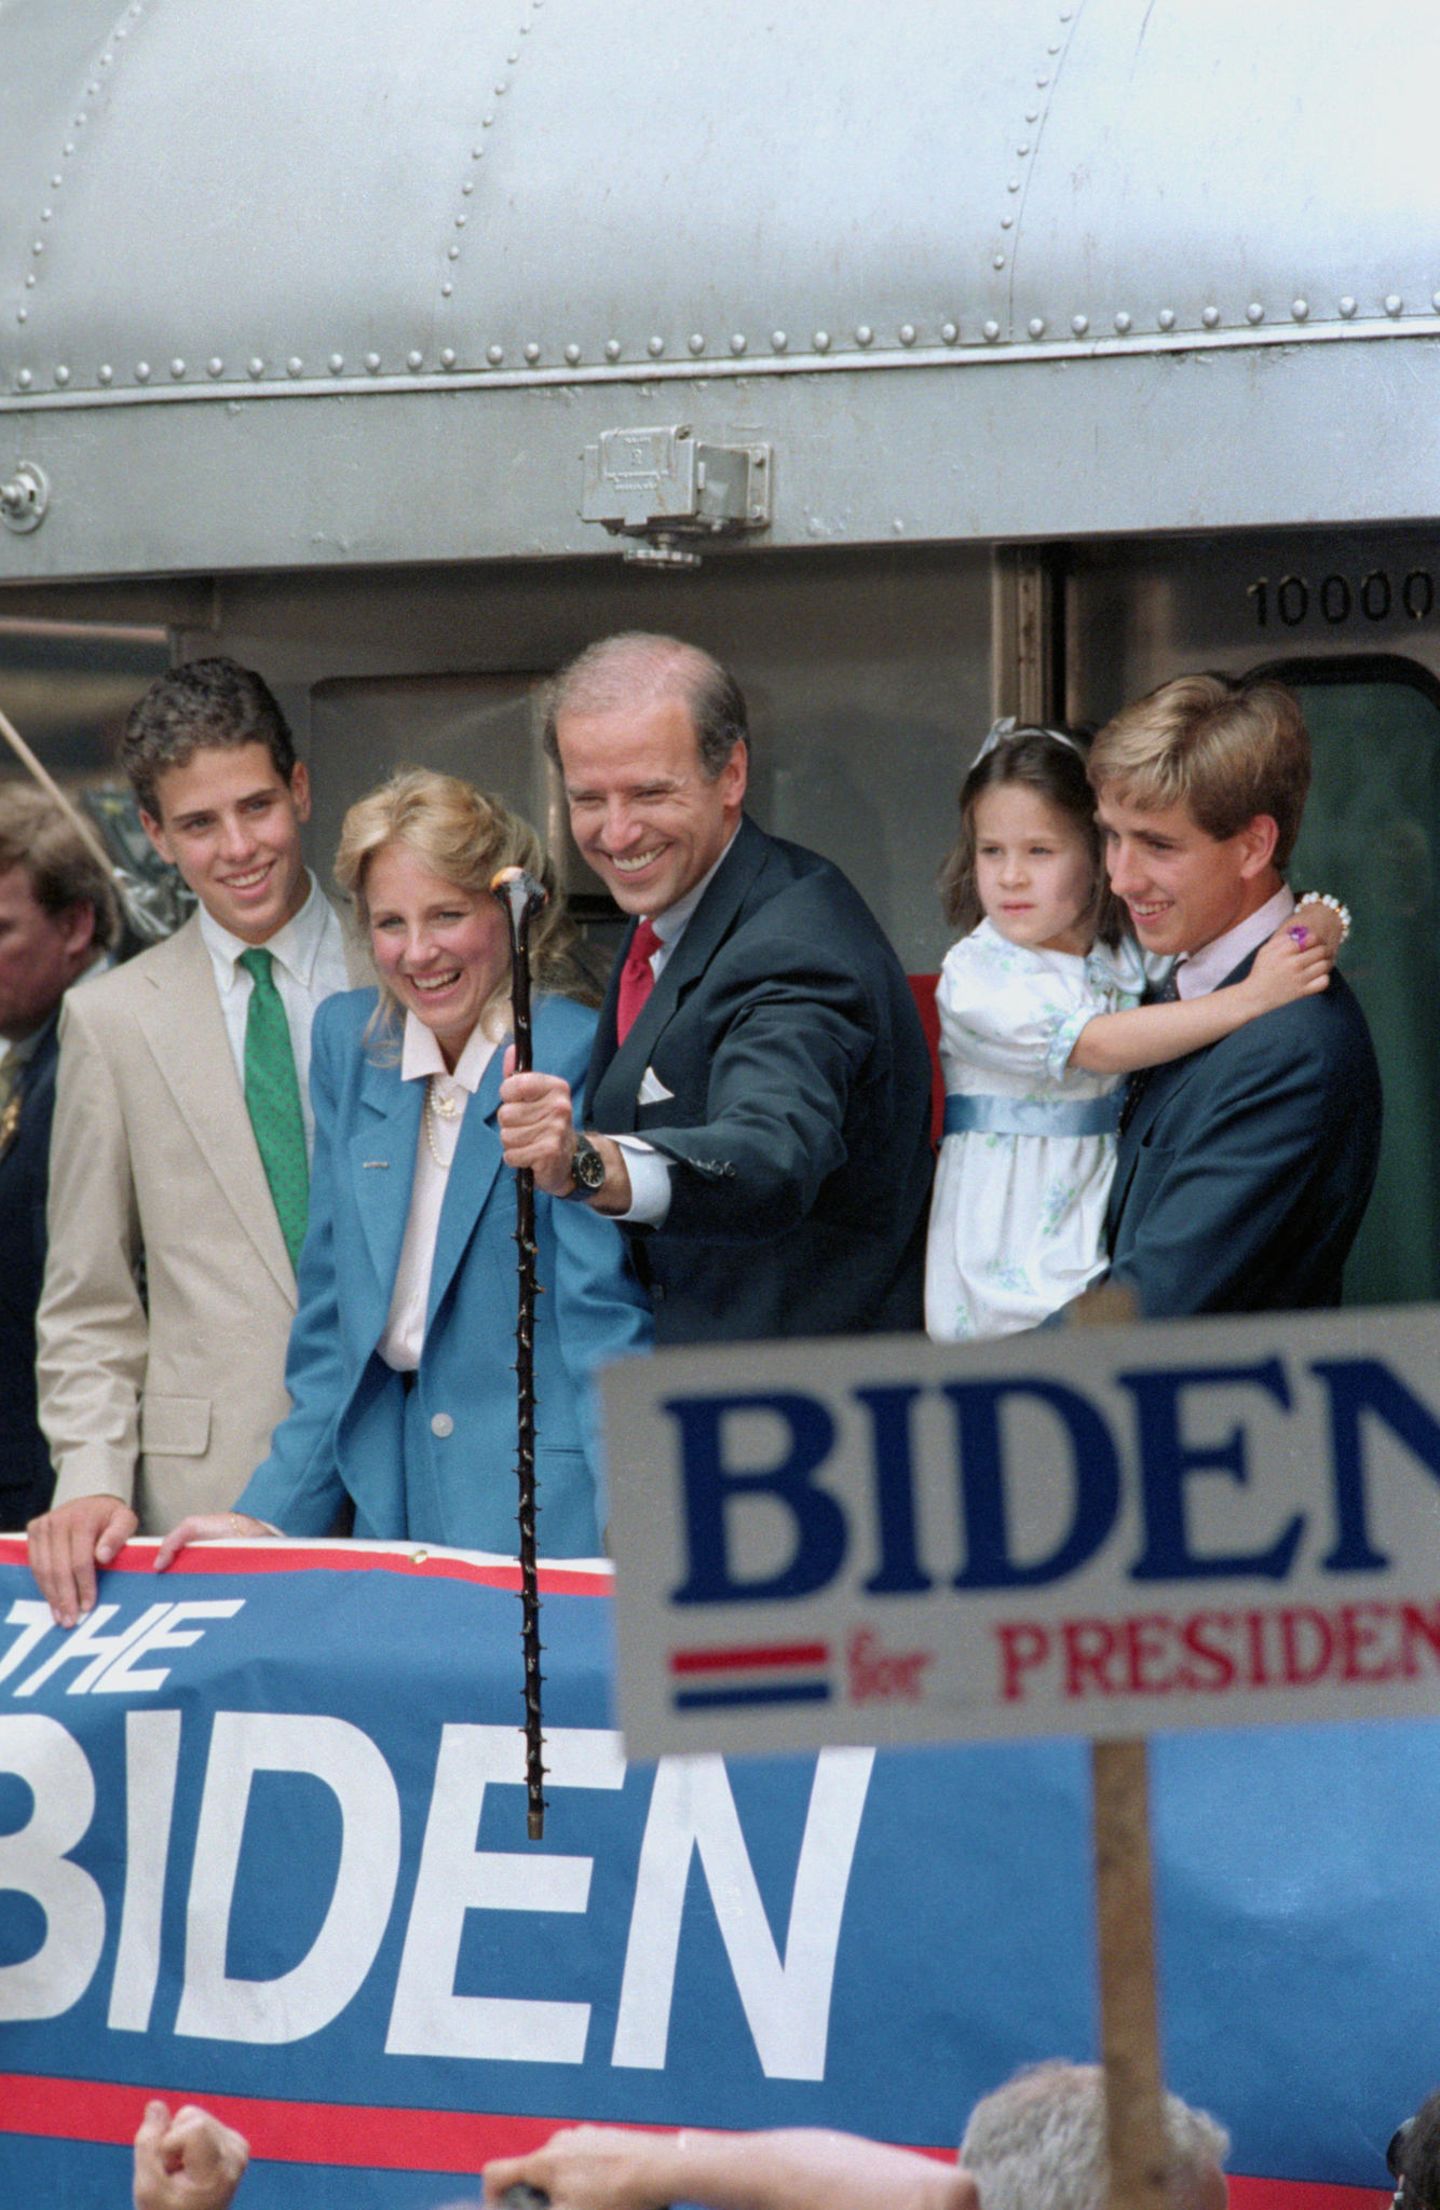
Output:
top-left (670, 1641), bottom-right (831, 1675)
top-left (0, 1534), bottom-right (611, 1597)
top-left (0, 2082), bottom-right (1392, 2199)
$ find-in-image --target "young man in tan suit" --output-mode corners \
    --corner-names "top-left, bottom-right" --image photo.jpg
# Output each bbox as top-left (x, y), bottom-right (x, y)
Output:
top-left (28, 659), bottom-right (358, 1625)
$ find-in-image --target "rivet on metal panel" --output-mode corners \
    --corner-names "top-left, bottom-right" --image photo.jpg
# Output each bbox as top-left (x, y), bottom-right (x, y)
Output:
top-left (814, 329), bottom-right (831, 351)
top-left (51, 176), bottom-right (62, 189)
top-left (406, 350), bottom-right (423, 370)
top-left (1028, 317), bottom-right (1045, 338)
top-left (983, 320), bottom-right (1001, 342)
top-left (1433, 292), bottom-right (1440, 312)
top-left (508, 49), bottom-right (519, 62)
top-left (31, 242), bottom-right (43, 258)
top-left (1246, 301), bottom-right (1264, 323)
top-left (41, 208), bottom-right (52, 223)
top-left (472, 146), bottom-right (485, 158)
top-left (605, 338), bottom-right (622, 359)
top-left (1157, 308), bottom-right (1175, 330)
top-left (993, 254), bottom-right (1006, 270)
top-left (854, 326), bottom-right (872, 346)
top-left (288, 356), bottom-right (305, 376)
top-left (15, 309), bottom-right (25, 325)
top-left (135, 360), bottom-right (151, 380)
top-left (1113, 312), bottom-right (1131, 333)
top-left (208, 357), bottom-right (224, 376)
top-left (87, 83), bottom-right (99, 97)
top-left (892, 518), bottom-right (905, 534)
top-left (1007, 178), bottom-right (1020, 192)
top-left (525, 342), bottom-right (541, 362)
top-left (455, 215), bottom-right (467, 229)
top-left (170, 358), bottom-right (186, 379)
top-left (1001, 214), bottom-right (1014, 229)
top-left (462, 180), bottom-right (474, 195)
top-left (16, 370), bottom-right (32, 389)
top-left (1071, 314), bottom-right (1088, 336)
top-left (328, 353), bottom-right (344, 372)
top-left (648, 336), bottom-right (665, 356)
top-left (1026, 108), bottom-right (1039, 123)
top-left (1201, 305), bottom-right (1220, 327)
top-left (1047, 41), bottom-right (1061, 53)
top-left (688, 332), bottom-right (705, 353)
top-left (1291, 298), bottom-right (1309, 321)
top-left (63, 143), bottom-right (75, 157)
top-left (731, 333), bottom-right (748, 353)
top-left (54, 365), bottom-right (70, 385)
top-left (24, 275), bottom-right (35, 289)
top-left (489, 344), bottom-right (506, 364)
top-left (448, 246), bottom-right (460, 261)
top-left (441, 348), bottom-right (456, 368)
top-left (75, 114), bottom-right (87, 127)
top-left (365, 351), bottom-right (381, 371)
top-left (899, 323), bottom-right (916, 345)
top-left (1037, 75), bottom-right (1050, 87)
top-left (1017, 143), bottom-right (1030, 157)
top-left (1385, 293), bottom-right (1403, 316)
top-left (249, 357), bottom-right (265, 377)
top-left (495, 82), bottom-right (508, 95)
top-left (441, 281), bottom-right (453, 298)
top-left (771, 330), bottom-right (788, 351)
top-left (98, 364), bottom-right (113, 383)
top-left (941, 321), bottom-right (958, 344)
top-left (1339, 296), bottom-right (1357, 318)
top-left (565, 343), bottom-right (581, 364)
top-left (483, 112), bottom-right (495, 127)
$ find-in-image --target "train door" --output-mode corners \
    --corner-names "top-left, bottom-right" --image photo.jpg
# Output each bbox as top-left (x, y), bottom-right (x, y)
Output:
top-left (1064, 531), bottom-right (1440, 1308)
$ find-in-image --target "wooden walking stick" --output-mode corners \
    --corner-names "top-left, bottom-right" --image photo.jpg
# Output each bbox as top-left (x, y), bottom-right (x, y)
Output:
top-left (491, 864), bottom-right (551, 1840)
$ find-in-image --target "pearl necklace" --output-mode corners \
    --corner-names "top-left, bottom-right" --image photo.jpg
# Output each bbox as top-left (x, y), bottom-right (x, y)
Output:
top-left (425, 1077), bottom-right (460, 1169)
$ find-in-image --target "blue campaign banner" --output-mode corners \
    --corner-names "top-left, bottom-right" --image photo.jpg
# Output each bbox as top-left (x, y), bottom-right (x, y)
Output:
top-left (0, 1536), bottom-right (1418, 2209)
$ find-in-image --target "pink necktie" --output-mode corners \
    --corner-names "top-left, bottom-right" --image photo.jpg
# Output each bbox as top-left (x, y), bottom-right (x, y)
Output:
top-left (616, 918), bottom-right (662, 1043)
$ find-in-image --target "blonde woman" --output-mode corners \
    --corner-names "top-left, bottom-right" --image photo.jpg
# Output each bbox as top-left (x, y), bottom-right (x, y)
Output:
top-left (157, 769), bottom-right (649, 1561)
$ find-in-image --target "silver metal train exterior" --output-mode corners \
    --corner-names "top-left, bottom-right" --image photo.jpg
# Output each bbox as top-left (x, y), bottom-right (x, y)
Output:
top-left (0, 0), bottom-right (1435, 1304)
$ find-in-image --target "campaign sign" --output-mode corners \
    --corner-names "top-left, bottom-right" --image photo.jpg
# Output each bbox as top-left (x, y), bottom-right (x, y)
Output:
top-left (0, 1535), bottom-right (1421, 2207)
top-left (603, 1306), bottom-right (1440, 1759)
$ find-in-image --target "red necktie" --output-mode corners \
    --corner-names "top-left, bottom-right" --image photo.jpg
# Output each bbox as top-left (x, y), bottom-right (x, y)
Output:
top-left (616, 918), bottom-right (663, 1043)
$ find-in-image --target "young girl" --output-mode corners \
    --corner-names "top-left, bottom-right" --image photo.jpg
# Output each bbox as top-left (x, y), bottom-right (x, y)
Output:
top-left (926, 721), bottom-right (1340, 1340)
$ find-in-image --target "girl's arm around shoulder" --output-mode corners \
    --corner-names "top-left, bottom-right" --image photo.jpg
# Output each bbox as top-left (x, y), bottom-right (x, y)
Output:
top-left (1069, 926), bottom-right (1334, 1076)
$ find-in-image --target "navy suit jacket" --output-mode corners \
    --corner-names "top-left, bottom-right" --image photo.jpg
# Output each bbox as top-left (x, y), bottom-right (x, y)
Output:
top-left (1105, 952), bottom-right (1382, 1315)
top-left (587, 816), bottom-right (935, 1345)
top-left (0, 1013), bottom-right (59, 1527)
top-left (239, 990), bottom-right (651, 1554)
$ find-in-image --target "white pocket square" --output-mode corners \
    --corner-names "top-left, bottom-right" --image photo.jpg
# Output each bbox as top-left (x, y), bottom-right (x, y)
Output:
top-left (638, 1065), bottom-right (675, 1105)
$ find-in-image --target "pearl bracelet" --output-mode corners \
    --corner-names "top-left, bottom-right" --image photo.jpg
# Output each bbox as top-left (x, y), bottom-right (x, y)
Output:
top-left (1296, 890), bottom-right (1352, 947)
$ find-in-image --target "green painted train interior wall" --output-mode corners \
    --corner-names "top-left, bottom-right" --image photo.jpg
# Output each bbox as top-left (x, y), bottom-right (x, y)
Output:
top-left (1289, 674), bottom-right (1440, 1306)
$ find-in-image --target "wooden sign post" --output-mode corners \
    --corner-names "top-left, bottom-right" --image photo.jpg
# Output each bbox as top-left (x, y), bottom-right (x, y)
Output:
top-left (1093, 1737), bottom-right (1168, 2210)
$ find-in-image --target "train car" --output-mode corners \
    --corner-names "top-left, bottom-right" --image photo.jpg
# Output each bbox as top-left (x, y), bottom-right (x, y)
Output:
top-left (1, 8), bottom-right (1437, 2201)
top-left (2, 0), bottom-right (1434, 1302)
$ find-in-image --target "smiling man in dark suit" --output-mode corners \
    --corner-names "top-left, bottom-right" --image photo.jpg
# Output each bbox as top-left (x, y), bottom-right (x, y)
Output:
top-left (0, 787), bottom-right (117, 1531)
top-left (499, 632), bottom-right (934, 1345)
top-left (1090, 673), bottom-right (1381, 1315)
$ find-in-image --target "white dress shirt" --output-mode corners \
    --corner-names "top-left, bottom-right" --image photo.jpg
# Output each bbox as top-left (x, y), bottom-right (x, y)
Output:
top-left (379, 1014), bottom-right (500, 1370)
top-left (1174, 885), bottom-right (1295, 1000)
top-left (612, 828), bottom-right (741, 1227)
top-left (199, 872), bottom-right (351, 1156)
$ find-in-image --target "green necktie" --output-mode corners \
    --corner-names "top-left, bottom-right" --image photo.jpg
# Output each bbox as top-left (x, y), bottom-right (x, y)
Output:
top-left (238, 946), bottom-right (309, 1271)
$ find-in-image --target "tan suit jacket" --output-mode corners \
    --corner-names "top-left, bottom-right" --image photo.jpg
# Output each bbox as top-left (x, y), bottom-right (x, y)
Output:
top-left (37, 910), bottom-right (363, 1532)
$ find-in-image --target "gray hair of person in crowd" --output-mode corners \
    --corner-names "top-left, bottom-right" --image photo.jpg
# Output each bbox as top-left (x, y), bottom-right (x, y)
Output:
top-left (0, 782), bottom-right (120, 953)
top-left (960, 2062), bottom-right (1230, 2210)
top-left (541, 631), bottom-right (750, 780)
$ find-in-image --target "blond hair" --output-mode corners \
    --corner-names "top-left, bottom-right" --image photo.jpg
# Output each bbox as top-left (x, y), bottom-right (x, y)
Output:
top-left (1088, 675), bottom-right (1310, 868)
top-left (334, 769), bottom-right (586, 1039)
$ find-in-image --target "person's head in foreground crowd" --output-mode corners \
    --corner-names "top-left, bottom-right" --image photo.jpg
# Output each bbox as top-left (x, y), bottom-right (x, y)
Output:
top-left (125, 656), bottom-right (312, 947)
top-left (960, 2061), bottom-right (1229, 2210)
top-left (543, 631), bottom-right (749, 919)
top-left (1392, 2086), bottom-right (1440, 2207)
top-left (0, 784), bottom-right (118, 1042)
top-left (1088, 673), bottom-right (1310, 963)
top-left (335, 766), bottom-right (576, 1067)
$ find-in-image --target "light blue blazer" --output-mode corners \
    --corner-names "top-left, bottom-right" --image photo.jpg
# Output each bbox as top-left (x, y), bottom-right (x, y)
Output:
top-left (238, 989), bottom-right (651, 1554)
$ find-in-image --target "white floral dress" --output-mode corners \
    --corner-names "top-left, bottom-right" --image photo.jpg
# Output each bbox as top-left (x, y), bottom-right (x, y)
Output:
top-left (925, 919), bottom-right (1148, 1341)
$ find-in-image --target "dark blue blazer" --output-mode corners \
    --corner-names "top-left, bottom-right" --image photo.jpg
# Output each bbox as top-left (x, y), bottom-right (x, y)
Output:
top-left (1106, 952), bottom-right (1382, 1315)
top-left (239, 990), bottom-right (651, 1554)
top-left (0, 1013), bottom-right (59, 1528)
top-left (587, 816), bottom-right (935, 1345)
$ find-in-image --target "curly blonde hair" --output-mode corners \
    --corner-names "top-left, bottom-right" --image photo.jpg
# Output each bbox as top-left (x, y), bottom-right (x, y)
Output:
top-left (335, 768), bottom-right (587, 1041)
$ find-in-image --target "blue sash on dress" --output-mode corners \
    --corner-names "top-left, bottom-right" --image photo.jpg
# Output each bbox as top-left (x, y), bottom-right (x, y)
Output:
top-left (943, 1093), bottom-right (1122, 1139)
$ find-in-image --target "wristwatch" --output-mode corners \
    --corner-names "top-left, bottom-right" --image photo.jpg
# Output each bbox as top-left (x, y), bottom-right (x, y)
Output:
top-left (568, 1132), bottom-right (607, 1197)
